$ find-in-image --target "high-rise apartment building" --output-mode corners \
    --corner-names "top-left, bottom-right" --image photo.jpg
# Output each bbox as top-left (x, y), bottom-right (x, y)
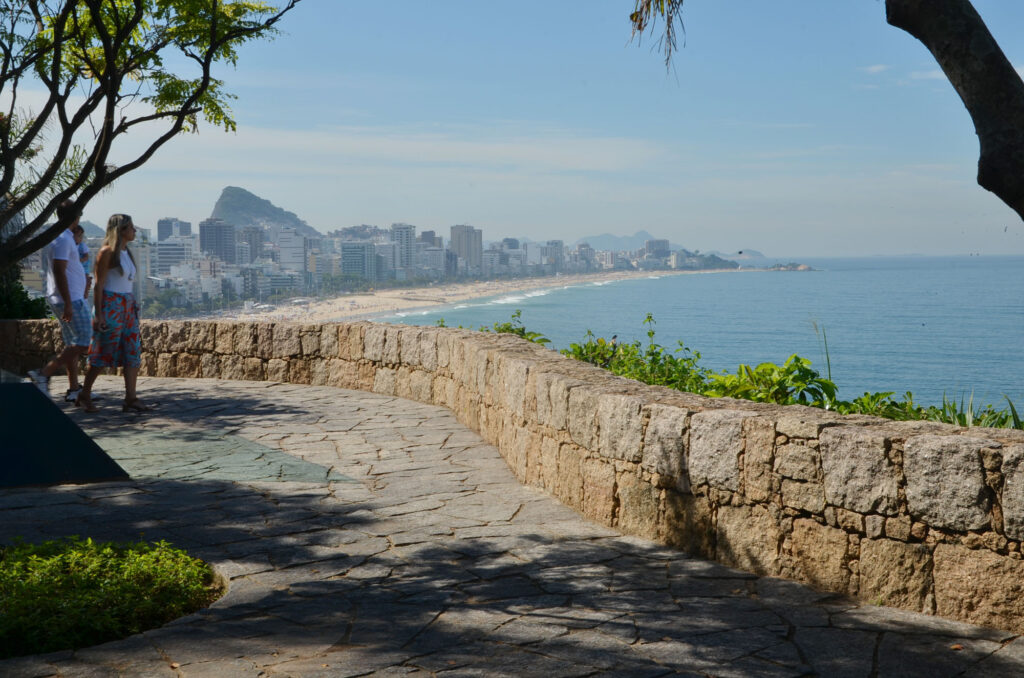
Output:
top-left (157, 217), bottom-right (192, 241)
top-left (449, 224), bottom-right (482, 272)
top-left (645, 239), bottom-right (670, 259)
top-left (278, 228), bottom-right (307, 274)
top-left (198, 218), bottom-right (236, 264)
top-left (239, 226), bottom-right (265, 264)
top-left (340, 241), bottom-right (377, 281)
top-left (390, 223), bottom-right (415, 269)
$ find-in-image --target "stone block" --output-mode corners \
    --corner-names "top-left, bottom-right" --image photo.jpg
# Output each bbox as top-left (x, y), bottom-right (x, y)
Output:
top-left (641, 404), bottom-right (689, 487)
top-left (200, 353), bottom-right (220, 379)
top-left (582, 457), bottom-right (616, 524)
top-left (358, 362), bottom-right (376, 392)
top-left (776, 415), bottom-right (824, 440)
top-left (419, 328), bottom-right (438, 372)
top-left (904, 435), bottom-right (994, 531)
top-left (774, 443), bottom-right (819, 481)
top-left (568, 385), bottom-right (600, 450)
top-left (343, 324), bottom-right (365, 360)
top-left (234, 323), bottom-right (259, 357)
top-left (139, 322), bottom-right (163, 353)
top-left (432, 375), bottom-right (456, 408)
top-left (865, 515), bottom-right (885, 538)
top-left (556, 444), bottom-right (584, 511)
top-left (243, 357), bottom-right (264, 381)
top-left (373, 367), bottom-right (396, 395)
top-left (782, 479), bottom-right (825, 513)
top-left (398, 326), bottom-right (421, 366)
top-left (273, 324), bottom-right (301, 358)
top-left (819, 428), bottom-right (899, 516)
top-left (320, 324), bottom-right (340, 358)
top-left (495, 355), bottom-right (529, 420)
top-left (309, 359), bottom-right (328, 386)
top-left (539, 436), bottom-right (560, 491)
top-left (165, 321), bottom-right (189, 353)
top-left (742, 417), bottom-right (775, 502)
top-left (156, 352), bottom-right (176, 378)
top-left (885, 516), bottom-right (912, 541)
top-left (790, 518), bottom-right (851, 593)
top-left (541, 373), bottom-right (582, 431)
top-left (435, 329), bottom-right (451, 369)
top-left (220, 355), bottom-right (244, 380)
top-left (408, 369), bottom-right (433, 403)
top-left (934, 543), bottom-right (1024, 632)
top-left (661, 490), bottom-right (714, 558)
top-left (1000, 444), bottom-right (1024, 540)
top-left (254, 323), bottom-right (273, 359)
top-left (383, 325), bottom-right (403, 364)
top-left (175, 352), bottom-right (201, 378)
top-left (325, 359), bottom-right (357, 389)
top-left (286, 358), bottom-right (309, 384)
top-left (597, 393), bottom-right (644, 462)
top-left (689, 409), bottom-right (756, 492)
top-left (267, 358), bottom-right (289, 383)
top-left (717, 504), bottom-right (781, 576)
top-left (300, 326), bottom-right (320, 356)
top-left (616, 472), bottom-right (660, 539)
top-left (859, 539), bottom-right (933, 612)
top-left (363, 325), bottom-right (386, 362)
top-left (214, 323), bottom-right (234, 354)
top-left (189, 322), bottom-right (216, 353)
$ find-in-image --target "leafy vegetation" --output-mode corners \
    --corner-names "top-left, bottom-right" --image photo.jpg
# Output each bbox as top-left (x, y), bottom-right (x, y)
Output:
top-left (0, 537), bottom-right (221, 659)
top-left (481, 311), bottom-right (1022, 430)
top-left (0, 267), bottom-right (48, 319)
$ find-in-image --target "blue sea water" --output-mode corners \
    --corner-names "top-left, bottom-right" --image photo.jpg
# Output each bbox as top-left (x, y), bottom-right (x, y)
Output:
top-left (381, 256), bottom-right (1024, 409)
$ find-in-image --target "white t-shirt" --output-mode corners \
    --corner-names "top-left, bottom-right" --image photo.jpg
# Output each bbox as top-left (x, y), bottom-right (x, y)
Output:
top-left (45, 228), bottom-right (87, 306)
top-left (103, 250), bottom-right (136, 294)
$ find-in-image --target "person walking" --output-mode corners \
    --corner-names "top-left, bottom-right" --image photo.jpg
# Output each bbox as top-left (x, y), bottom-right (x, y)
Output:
top-left (76, 214), bottom-right (153, 413)
top-left (27, 201), bottom-right (90, 402)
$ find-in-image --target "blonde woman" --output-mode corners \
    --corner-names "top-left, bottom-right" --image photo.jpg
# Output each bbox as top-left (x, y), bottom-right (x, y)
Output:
top-left (76, 214), bottom-right (153, 413)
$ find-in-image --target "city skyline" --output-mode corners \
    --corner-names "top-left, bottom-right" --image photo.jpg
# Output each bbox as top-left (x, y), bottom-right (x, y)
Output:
top-left (68, 1), bottom-right (1024, 257)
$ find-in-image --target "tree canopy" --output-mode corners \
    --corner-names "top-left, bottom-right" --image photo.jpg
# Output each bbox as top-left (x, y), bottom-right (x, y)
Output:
top-left (0, 0), bottom-right (301, 271)
top-left (629, 0), bottom-right (1024, 223)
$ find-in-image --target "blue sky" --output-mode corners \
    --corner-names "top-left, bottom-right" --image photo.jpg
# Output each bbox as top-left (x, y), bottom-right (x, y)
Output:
top-left (86, 0), bottom-right (1024, 257)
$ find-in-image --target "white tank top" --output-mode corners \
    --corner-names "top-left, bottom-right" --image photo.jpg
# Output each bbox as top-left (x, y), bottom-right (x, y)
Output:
top-left (104, 250), bottom-right (136, 294)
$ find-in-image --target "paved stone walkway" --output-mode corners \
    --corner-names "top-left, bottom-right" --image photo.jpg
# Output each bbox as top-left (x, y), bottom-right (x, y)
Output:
top-left (3, 376), bottom-right (1024, 677)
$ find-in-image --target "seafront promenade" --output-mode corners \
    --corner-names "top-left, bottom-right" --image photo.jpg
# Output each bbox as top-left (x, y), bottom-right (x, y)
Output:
top-left (3, 376), bottom-right (1024, 677)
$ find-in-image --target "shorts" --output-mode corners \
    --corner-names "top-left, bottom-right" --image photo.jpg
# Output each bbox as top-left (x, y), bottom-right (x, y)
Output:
top-left (89, 291), bottom-right (141, 368)
top-left (50, 299), bottom-right (92, 347)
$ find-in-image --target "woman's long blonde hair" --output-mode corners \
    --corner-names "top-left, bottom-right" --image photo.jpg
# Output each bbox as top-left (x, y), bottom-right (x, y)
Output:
top-left (103, 213), bottom-right (136, 275)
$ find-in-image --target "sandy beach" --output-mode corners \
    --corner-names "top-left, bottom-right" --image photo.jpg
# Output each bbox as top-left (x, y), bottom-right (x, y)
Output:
top-left (222, 269), bottom-right (721, 324)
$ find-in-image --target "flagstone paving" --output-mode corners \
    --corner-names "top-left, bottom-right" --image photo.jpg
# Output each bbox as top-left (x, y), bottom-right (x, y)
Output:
top-left (3, 376), bottom-right (1024, 677)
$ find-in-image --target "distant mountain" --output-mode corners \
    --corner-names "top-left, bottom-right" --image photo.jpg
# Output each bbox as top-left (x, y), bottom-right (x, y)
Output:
top-left (80, 220), bottom-right (104, 237)
top-left (210, 186), bottom-right (320, 241)
top-left (573, 231), bottom-right (682, 251)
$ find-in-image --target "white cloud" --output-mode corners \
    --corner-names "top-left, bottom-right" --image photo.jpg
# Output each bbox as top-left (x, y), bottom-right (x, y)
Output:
top-left (909, 70), bottom-right (946, 81)
top-left (861, 64), bottom-right (889, 74)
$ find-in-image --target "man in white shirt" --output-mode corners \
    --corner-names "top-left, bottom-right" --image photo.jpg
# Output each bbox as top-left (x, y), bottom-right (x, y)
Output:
top-left (28, 200), bottom-right (91, 402)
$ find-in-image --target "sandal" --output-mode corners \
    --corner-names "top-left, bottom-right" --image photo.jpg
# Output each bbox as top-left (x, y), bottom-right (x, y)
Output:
top-left (75, 392), bottom-right (99, 413)
top-left (122, 398), bottom-right (156, 413)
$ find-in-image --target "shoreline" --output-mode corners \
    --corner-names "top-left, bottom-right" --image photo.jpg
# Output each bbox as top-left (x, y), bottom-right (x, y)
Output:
top-left (217, 268), bottom-right (744, 324)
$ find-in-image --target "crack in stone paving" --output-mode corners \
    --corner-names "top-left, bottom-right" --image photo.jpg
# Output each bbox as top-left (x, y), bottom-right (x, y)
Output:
top-left (2, 375), bottom-right (1024, 677)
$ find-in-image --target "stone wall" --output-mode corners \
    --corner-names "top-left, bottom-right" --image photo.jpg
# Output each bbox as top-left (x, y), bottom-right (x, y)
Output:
top-left (5, 318), bottom-right (1024, 632)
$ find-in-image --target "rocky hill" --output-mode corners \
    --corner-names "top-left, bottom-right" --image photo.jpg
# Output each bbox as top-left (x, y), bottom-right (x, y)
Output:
top-left (210, 186), bottom-right (320, 241)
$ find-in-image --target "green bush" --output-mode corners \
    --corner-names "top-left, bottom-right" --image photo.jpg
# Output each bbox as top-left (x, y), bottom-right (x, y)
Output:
top-left (0, 267), bottom-right (48, 320)
top-left (0, 537), bottom-right (221, 659)
top-left (551, 313), bottom-right (1021, 430)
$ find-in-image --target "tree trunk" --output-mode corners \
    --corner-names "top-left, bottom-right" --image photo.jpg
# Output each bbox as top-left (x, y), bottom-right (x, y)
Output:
top-left (886, 0), bottom-right (1024, 221)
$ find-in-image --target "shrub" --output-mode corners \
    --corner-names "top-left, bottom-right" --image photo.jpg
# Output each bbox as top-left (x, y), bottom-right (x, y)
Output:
top-left (0, 537), bottom-right (221, 659)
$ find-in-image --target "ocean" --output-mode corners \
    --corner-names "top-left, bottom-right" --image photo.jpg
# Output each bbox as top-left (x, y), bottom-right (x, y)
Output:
top-left (381, 255), bottom-right (1024, 409)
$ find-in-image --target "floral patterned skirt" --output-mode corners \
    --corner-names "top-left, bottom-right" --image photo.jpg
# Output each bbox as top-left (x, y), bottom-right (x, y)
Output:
top-left (89, 291), bottom-right (141, 368)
